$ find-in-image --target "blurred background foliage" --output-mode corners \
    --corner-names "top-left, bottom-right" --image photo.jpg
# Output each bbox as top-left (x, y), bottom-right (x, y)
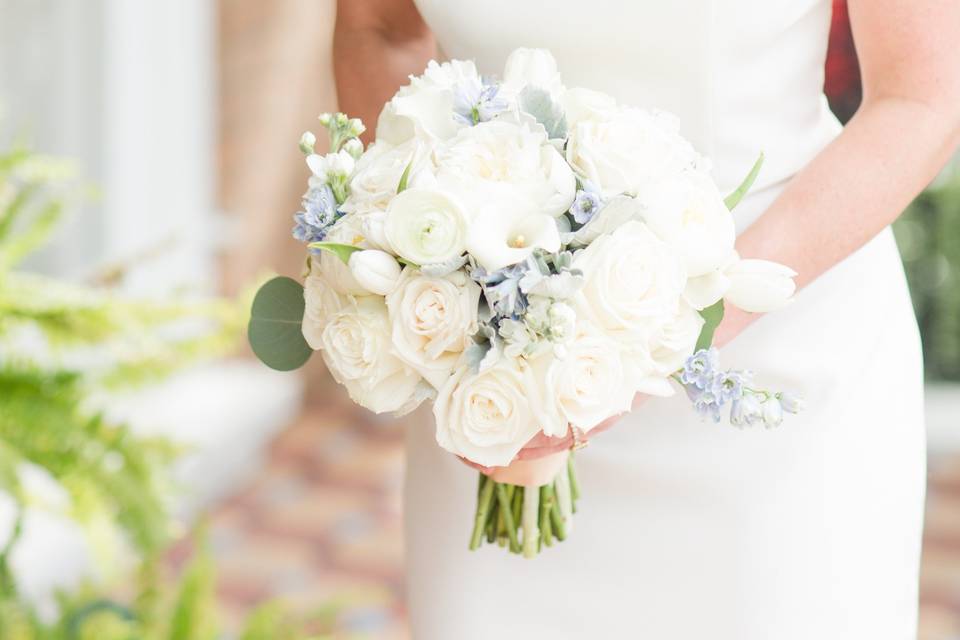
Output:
top-left (0, 137), bottom-right (328, 638)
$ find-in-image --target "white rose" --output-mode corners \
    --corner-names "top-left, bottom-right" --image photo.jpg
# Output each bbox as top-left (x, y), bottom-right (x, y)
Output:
top-left (348, 249), bottom-right (402, 296)
top-left (650, 302), bottom-right (704, 376)
top-left (639, 170), bottom-right (736, 277)
top-left (301, 263), bottom-right (348, 350)
top-left (572, 220), bottom-right (686, 349)
top-left (723, 258), bottom-right (797, 312)
top-left (386, 267), bottom-right (481, 389)
top-left (384, 188), bottom-right (469, 265)
top-left (376, 59), bottom-right (481, 145)
top-left (465, 192), bottom-right (560, 272)
top-left (437, 120), bottom-right (575, 219)
top-left (341, 139), bottom-right (435, 216)
top-left (545, 322), bottom-right (638, 432)
top-left (318, 214), bottom-right (369, 295)
top-left (434, 355), bottom-right (564, 467)
top-left (319, 296), bottom-right (423, 414)
top-left (502, 48), bottom-right (564, 100)
top-left (561, 87), bottom-right (618, 128)
top-left (566, 107), bottom-right (698, 197)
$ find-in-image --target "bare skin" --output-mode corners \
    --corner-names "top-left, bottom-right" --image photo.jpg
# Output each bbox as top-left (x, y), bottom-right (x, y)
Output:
top-left (334, 0), bottom-right (960, 470)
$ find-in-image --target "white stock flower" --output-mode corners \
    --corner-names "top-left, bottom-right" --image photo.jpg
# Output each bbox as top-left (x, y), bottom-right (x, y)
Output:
top-left (566, 107), bottom-right (698, 197)
top-left (341, 139), bottom-right (435, 216)
top-left (502, 48), bottom-right (564, 100)
top-left (650, 302), bottom-right (704, 376)
top-left (319, 296), bottom-right (423, 414)
top-left (434, 354), bottom-right (564, 467)
top-left (306, 149), bottom-right (355, 181)
top-left (572, 220), bottom-right (686, 349)
top-left (384, 188), bottom-right (469, 265)
top-left (723, 259), bottom-right (797, 312)
top-left (437, 120), bottom-right (575, 218)
top-left (545, 322), bottom-right (638, 432)
top-left (465, 193), bottom-right (560, 272)
top-left (386, 267), bottom-right (481, 389)
top-left (348, 249), bottom-right (402, 296)
top-left (640, 170), bottom-right (737, 277)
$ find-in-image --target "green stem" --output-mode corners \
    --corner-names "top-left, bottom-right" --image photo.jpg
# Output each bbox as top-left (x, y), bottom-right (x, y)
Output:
top-left (549, 483), bottom-right (567, 542)
top-left (522, 485), bottom-right (540, 558)
top-left (495, 484), bottom-right (521, 553)
top-left (568, 454), bottom-right (581, 503)
top-left (540, 485), bottom-right (553, 548)
top-left (469, 474), bottom-right (496, 551)
top-left (486, 493), bottom-right (498, 544)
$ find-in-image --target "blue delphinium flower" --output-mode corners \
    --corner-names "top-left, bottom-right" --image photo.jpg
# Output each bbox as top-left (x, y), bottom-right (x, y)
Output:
top-left (292, 183), bottom-right (340, 251)
top-left (712, 369), bottom-right (752, 403)
top-left (453, 77), bottom-right (510, 126)
top-left (569, 180), bottom-right (604, 225)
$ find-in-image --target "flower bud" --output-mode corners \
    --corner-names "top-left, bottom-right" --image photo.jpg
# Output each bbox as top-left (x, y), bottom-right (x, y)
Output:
top-left (730, 394), bottom-right (762, 427)
top-left (299, 131), bottom-right (316, 155)
top-left (335, 112), bottom-right (348, 127)
top-left (761, 397), bottom-right (784, 428)
top-left (778, 392), bottom-right (805, 414)
top-left (317, 112), bottom-right (332, 127)
top-left (343, 137), bottom-right (363, 160)
top-left (348, 249), bottom-right (402, 296)
top-left (723, 259), bottom-right (797, 313)
top-left (348, 118), bottom-right (366, 137)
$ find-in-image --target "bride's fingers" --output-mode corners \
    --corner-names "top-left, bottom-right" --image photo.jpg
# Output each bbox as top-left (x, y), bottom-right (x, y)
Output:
top-left (457, 456), bottom-right (496, 475)
top-left (516, 436), bottom-right (573, 460)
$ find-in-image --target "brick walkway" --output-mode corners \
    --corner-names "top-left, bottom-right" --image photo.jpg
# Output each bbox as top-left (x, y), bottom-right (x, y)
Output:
top-left (192, 396), bottom-right (960, 639)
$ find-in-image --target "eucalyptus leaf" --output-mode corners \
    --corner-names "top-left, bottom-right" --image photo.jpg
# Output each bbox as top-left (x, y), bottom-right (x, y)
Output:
top-left (307, 241), bottom-right (362, 265)
top-left (248, 276), bottom-right (313, 371)
top-left (519, 86), bottom-right (567, 140)
top-left (695, 299), bottom-right (725, 351)
top-left (420, 254), bottom-right (468, 277)
top-left (724, 152), bottom-right (764, 211)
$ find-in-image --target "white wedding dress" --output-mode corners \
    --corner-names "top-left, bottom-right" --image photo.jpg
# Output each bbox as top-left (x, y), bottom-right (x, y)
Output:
top-left (403, 1), bottom-right (927, 638)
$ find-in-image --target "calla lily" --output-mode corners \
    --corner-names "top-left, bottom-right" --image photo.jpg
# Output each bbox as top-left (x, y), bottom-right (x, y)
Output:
top-left (466, 196), bottom-right (560, 272)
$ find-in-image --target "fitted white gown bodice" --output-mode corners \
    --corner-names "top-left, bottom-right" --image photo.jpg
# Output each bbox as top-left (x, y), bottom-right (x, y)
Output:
top-left (403, 1), bottom-right (927, 638)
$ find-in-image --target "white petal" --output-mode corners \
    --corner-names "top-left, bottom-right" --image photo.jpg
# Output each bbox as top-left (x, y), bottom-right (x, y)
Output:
top-left (723, 259), bottom-right (798, 312)
top-left (683, 270), bottom-right (731, 310)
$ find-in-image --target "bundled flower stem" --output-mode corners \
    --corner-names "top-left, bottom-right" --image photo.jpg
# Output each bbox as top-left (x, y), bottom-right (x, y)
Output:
top-left (470, 455), bottom-right (580, 557)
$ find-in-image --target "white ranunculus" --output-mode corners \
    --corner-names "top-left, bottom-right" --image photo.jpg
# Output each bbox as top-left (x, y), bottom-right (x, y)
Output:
top-left (544, 322), bottom-right (638, 432)
top-left (386, 267), bottom-right (481, 389)
top-left (723, 259), bottom-right (797, 312)
top-left (562, 87), bottom-right (618, 128)
top-left (502, 48), bottom-right (564, 100)
top-left (465, 193), bottom-right (560, 272)
top-left (348, 249), bottom-right (402, 296)
top-left (301, 263), bottom-right (348, 350)
top-left (572, 220), bottom-right (686, 349)
top-left (566, 107), bottom-right (698, 197)
top-left (639, 170), bottom-right (737, 277)
top-left (319, 296), bottom-right (423, 414)
top-left (650, 302), bottom-right (704, 376)
top-left (437, 120), bottom-right (575, 218)
top-left (319, 214), bottom-right (369, 295)
top-left (341, 139), bottom-right (435, 216)
top-left (434, 354), bottom-right (564, 467)
top-left (384, 188), bottom-right (469, 265)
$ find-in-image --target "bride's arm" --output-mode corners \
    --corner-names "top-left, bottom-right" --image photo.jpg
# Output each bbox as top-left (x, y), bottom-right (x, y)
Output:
top-left (333, 0), bottom-right (435, 143)
top-left (715, 0), bottom-right (960, 345)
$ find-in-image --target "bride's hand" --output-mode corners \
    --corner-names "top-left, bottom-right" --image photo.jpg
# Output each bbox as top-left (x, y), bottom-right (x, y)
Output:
top-left (457, 394), bottom-right (648, 472)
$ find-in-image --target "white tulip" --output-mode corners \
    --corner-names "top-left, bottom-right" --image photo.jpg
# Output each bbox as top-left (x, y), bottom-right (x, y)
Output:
top-left (384, 188), bottom-right (469, 266)
top-left (502, 48), bottom-right (564, 100)
top-left (348, 249), bottom-right (402, 296)
top-left (683, 269), bottom-right (732, 310)
top-left (723, 259), bottom-right (797, 312)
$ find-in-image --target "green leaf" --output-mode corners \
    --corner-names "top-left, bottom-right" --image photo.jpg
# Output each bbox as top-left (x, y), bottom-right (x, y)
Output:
top-left (306, 241), bottom-right (362, 265)
top-left (695, 300), bottom-right (725, 351)
top-left (248, 277), bottom-right (313, 371)
top-left (519, 86), bottom-right (567, 140)
top-left (724, 152), bottom-right (764, 211)
top-left (396, 159), bottom-right (413, 193)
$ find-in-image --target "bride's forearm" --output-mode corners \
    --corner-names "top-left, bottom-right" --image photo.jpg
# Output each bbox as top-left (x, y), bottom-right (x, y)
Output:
top-left (714, 97), bottom-right (960, 346)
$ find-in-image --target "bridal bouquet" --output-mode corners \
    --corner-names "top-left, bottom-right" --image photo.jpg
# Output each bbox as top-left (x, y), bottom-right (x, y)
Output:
top-left (249, 48), bottom-right (804, 557)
